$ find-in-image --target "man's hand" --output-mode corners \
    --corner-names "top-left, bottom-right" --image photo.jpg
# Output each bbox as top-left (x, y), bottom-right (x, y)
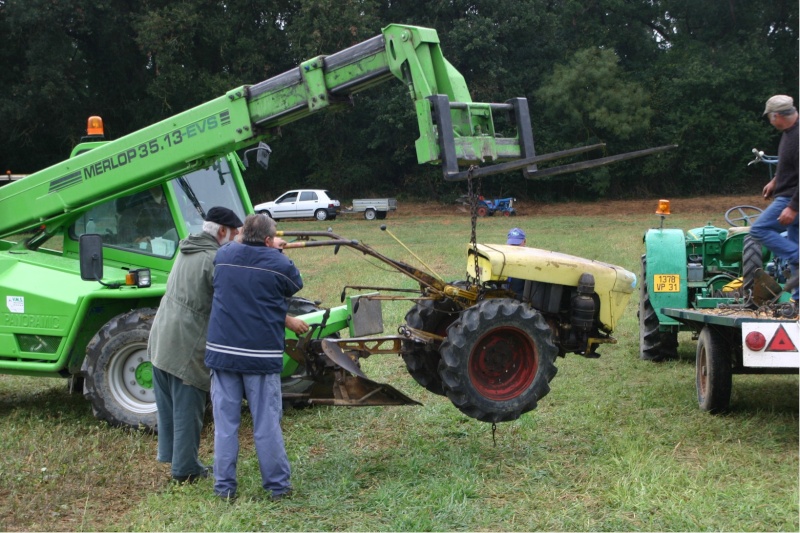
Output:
top-left (762, 177), bottom-right (777, 199)
top-left (285, 315), bottom-right (310, 335)
top-left (777, 206), bottom-right (798, 225)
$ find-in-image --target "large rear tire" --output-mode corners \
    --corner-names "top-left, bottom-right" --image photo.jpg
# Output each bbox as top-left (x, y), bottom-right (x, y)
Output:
top-left (639, 255), bottom-right (678, 361)
top-left (696, 326), bottom-right (732, 413)
top-left (741, 235), bottom-right (763, 298)
top-left (438, 299), bottom-right (557, 423)
top-left (83, 308), bottom-right (158, 431)
top-left (402, 298), bottom-right (462, 396)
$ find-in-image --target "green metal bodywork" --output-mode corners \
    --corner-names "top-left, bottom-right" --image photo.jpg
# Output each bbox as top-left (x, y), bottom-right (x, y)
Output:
top-left (642, 227), bottom-right (688, 327)
top-left (0, 23), bottom-right (535, 383)
top-left (643, 217), bottom-right (783, 335)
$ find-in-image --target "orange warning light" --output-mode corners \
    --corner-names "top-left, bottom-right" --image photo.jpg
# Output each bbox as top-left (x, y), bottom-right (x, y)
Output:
top-left (86, 116), bottom-right (104, 136)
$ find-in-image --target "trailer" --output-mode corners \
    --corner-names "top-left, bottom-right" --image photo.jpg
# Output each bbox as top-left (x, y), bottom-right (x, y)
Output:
top-left (342, 198), bottom-right (397, 220)
top-left (661, 306), bottom-right (799, 413)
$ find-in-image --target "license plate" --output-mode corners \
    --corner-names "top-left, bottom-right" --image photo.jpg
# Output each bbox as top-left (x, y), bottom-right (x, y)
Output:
top-left (653, 274), bottom-right (680, 292)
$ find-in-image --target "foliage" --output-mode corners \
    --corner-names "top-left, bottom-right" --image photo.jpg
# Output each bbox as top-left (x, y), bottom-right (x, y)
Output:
top-left (0, 0), bottom-right (796, 201)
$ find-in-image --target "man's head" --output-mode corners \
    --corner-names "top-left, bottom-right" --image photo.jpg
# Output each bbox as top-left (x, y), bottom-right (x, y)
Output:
top-left (241, 213), bottom-right (277, 246)
top-left (763, 95), bottom-right (798, 131)
top-left (507, 227), bottom-right (526, 246)
top-left (203, 206), bottom-right (243, 245)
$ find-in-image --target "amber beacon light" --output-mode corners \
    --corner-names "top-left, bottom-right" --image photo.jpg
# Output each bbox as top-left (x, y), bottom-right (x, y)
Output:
top-left (86, 116), bottom-right (104, 136)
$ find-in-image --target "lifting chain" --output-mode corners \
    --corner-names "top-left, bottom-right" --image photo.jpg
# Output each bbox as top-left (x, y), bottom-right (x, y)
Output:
top-left (491, 422), bottom-right (497, 446)
top-left (466, 166), bottom-right (481, 285)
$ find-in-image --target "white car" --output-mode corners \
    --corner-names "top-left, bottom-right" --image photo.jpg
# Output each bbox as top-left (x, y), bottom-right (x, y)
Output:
top-left (253, 189), bottom-right (340, 221)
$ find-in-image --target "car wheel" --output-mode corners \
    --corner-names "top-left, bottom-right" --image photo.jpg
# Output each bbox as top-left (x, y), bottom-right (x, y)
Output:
top-left (315, 209), bottom-right (328, 221)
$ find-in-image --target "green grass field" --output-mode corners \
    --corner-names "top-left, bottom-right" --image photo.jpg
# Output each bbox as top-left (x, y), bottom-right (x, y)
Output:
top-left (0, 206), bottom-right (797, 531)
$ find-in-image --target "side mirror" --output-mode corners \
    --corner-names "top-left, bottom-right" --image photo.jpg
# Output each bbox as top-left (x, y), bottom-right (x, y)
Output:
top-left (79, 234), bottom-right (104, 281)
top-left (243, 142), bottom-right (272, 170)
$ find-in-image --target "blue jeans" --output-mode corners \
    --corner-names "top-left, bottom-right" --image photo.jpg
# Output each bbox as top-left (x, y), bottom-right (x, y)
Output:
top-left (750, 196), bottom-right (799, 297)
top-left (210, 370), bottom-right (291, 498)
top-left (153, 367), bottom-right (208, 478)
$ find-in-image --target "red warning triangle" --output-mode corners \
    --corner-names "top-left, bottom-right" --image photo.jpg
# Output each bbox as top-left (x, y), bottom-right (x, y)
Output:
top-left (766, 325), bottom-right (798, 352)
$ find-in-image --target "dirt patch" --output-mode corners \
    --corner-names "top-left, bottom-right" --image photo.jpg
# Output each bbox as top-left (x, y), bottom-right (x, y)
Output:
top-left (393, 195), bottom-right (767, 218)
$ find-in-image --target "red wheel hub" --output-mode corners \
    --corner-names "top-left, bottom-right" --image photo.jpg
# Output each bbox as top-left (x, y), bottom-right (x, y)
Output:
top-left (468, 326), bottom-right (537, 400)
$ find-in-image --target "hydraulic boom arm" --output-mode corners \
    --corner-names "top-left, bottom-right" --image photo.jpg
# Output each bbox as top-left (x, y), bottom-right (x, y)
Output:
top-left (0, 24), bottom-right (537, 238)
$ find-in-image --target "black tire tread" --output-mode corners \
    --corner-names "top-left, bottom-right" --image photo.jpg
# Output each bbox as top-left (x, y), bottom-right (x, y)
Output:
top-left (438, 299), bottom-right (558, 423)
top-left (639, 255), bottom-right (679, 361)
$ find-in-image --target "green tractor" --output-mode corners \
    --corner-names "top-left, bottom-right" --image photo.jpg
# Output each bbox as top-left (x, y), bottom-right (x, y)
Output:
top-left (639, 199), bottom-right (792, 361)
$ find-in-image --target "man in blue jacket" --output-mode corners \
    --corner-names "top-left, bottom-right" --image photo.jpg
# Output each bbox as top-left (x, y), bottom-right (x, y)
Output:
top-left (205, 214), bottom-right (303, 501)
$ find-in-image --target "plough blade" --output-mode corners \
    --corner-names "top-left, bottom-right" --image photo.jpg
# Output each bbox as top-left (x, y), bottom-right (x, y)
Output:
top-left (284, 338), bottom-right (422, 407)
top-left (323, 374), bottom-right (421, 406)
top-left (321, 338), bottom-right (368, 378)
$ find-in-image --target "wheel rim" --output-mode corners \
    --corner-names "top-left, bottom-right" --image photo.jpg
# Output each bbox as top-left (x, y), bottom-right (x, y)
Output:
top-left (468, 326), bottom-right (537, 400)
top-left (315, 210), bottom-right (326, 220)
top-left (108, 342), bottom-right (156, 413)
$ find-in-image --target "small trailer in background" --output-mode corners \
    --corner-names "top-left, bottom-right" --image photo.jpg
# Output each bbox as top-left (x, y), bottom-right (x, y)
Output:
top-left (662, 306), bottom-right (799, 413)
top-left (342, 198), bottom-right (398, 220)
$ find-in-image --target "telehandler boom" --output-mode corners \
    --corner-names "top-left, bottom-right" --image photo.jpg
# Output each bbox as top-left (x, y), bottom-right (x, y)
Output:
top-left (0, 24), bottom-right (657, 429)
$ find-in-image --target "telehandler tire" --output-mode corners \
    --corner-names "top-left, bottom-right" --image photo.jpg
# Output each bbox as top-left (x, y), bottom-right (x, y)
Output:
top-left (438, 299), bottom-right (557, 423)
top-left (402, 297), bottom-right (463, 396)
top-left (639, 255), bottom-right (679, 361)
top-left (83, 308), bottom-right (158, 432)
top-left (696, 326), bottom-right (732, 413)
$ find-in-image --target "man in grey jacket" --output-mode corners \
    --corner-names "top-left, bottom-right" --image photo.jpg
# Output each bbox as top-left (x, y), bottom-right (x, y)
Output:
top-left (148, 206), bottom-right (243, 483)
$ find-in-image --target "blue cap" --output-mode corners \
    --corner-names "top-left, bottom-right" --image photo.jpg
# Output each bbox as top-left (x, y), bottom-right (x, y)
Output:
top-left (507, 227), bottom-right (526, 245)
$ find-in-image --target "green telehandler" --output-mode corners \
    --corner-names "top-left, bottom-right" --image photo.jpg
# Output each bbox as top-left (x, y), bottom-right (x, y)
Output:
top-left (1, 24), bottom-right (667, 430)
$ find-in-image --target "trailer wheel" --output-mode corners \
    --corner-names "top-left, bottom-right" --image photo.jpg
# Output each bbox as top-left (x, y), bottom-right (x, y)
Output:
top-left (364, 209), bottom-right (376, 221)
top-left (376, 211), bottom-right (387, 220)
top-left (696, 326), bottom-right (732, 413)
top-left (741, 235), bottom-right (764, 298)
top-left (639, 255), bottom-right (678, 361)
top-left (82, 308), bottom-right (158, 431)
top-left (402, 297), bottom-right (462, 396)
top-left (438, 299), bottom-right (557, 423)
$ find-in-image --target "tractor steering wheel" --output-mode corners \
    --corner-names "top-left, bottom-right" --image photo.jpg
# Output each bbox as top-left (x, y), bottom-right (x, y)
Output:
top-left (724, 205), bottom-right (763, 227)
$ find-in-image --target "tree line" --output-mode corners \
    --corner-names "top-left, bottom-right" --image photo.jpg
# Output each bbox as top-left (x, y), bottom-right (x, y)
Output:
top-left (0, 0), bottom-right (796, 203)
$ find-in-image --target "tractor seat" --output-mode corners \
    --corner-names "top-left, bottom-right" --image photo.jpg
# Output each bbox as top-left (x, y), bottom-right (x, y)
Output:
top-left (727, 226), bottom-right (751, 237)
